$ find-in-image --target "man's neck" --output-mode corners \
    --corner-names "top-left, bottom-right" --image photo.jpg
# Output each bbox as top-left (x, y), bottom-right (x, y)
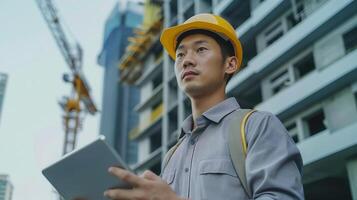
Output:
top-left (190, 90), bottom-right (226, 130)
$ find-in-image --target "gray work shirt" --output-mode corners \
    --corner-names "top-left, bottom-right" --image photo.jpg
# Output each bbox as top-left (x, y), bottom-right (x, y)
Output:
top-left (161, 97), bottom-right (304, 200)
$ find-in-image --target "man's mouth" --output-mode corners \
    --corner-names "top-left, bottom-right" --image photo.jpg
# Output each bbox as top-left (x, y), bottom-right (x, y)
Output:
top-left (182, 70), bottom-right (198, 80)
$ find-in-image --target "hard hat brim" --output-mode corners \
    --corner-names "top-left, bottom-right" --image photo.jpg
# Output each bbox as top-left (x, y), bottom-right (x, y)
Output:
top-left (160, 21), bottom-right (243, 68)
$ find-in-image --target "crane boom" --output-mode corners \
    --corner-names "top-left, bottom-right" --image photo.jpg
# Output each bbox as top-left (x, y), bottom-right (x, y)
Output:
top-left (36, 0), bottom-right (82, 73)
top-left (35, 0), bottom-right (98, 157)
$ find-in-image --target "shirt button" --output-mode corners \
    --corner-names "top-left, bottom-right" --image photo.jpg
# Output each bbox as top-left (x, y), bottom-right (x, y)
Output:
top-left (185, 168), bottom-right (189, 172)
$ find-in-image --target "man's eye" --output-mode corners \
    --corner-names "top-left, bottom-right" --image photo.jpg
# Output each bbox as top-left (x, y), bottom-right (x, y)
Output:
top-left (197, 47), bottom-right (207, 52)
top-left (176, 53), bottom-right (184, 58)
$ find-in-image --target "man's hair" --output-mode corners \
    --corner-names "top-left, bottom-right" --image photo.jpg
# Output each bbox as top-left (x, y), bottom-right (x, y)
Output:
top-left (175, 29), bottom-right (236, 83)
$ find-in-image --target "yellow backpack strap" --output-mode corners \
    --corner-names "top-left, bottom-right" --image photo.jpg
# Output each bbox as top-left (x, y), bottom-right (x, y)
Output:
top-left (228, 109), bottom-right (256, 199)
top-left (240, 109), bottom-right (256, 155)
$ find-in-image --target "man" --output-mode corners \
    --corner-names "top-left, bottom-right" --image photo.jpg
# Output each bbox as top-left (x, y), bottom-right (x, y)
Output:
top-left (104, 13), bottom-right (304, 200)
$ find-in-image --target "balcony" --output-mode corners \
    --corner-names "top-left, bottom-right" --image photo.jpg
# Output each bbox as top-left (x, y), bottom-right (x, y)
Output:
top-left (135, 84), bottom-right (163, 113)
top-left (213, 0), bottom-right (251, 29)
top-left (227, 0), bottom-right (356, 96)
top-left (255, 49), bottom-right (357, 118)
top-left (236, 0), bottom-right (288, 43)
top-left (299, 121), bottom-right (357, 183)
top-left (135, 58), bottom-right (163, 87)
top-left (119, 17), bottom-right (163, 84)
top-left (151, 103), bottom-right (163, 122)
top-left (129, 115), bottom-right (162, 141)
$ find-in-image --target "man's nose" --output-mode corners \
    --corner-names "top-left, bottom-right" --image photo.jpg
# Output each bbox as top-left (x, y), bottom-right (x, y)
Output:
top-left (182, 52), bottom-right (196, 68)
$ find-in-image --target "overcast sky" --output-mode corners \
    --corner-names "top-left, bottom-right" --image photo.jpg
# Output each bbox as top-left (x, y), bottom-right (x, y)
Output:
top-left (0, 0), bottom-right (120, 199)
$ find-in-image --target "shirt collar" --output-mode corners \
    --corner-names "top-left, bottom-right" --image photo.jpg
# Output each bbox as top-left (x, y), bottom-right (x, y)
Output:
top-left (179, 97), bottom-right (240, 138)
top-left (181, 115), bottom-right (194, 137)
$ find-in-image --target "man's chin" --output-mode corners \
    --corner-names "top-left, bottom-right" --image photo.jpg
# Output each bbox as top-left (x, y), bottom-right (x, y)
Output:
top-left (183, 84), bottom-right (206, 97)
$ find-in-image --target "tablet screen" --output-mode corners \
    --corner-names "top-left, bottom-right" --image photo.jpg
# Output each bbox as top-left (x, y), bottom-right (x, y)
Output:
top-left (42, 136), bottom-right (131, 200)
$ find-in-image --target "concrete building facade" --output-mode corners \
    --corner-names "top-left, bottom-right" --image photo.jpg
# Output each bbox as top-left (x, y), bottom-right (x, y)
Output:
top-left (119, 0), bottom-right (357, 199)
top-left (97, 1), bottom-right (143, 165)
top-left (0, 175), bottom-right (13, 200)
top-left (0, 73), bottom-right (8, 124)
top-left (119, 0), bottom-right (164, 174)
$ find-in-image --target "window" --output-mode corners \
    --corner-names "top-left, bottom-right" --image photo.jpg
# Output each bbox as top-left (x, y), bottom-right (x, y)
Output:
top-left (152, 74), bottom-right (162, 89)
top-left (168, 107), bottom-right (178, 136)
top-left (283, 104), bottom-right (328, 142)
top-left (263, 49), bottom-right (315, 99)
top-left (304, 177), bottom-right (353, 200)
top-left (287, 0), bottom-right (305, 29)
top-left (150, 161), bottom-right (162, 175)
top-left (259, 0), bottom-right (306, 49)
top-left (343, 26), bottom-right (357, 53)
top-left (154, 49), bottom-right (163, 63)
top-left (237, 84), bottom-right (263, 108)
top-left (262, 3), bottom-right (305, 49)
top-left (286, 6), bottom-right (304, 30)
top-left (270, 68), bottom-right (292, 95)
top-left (183, 3), bottom-right (194, 20)
top-left (169, 0), bottom-right (177, 16)
top-left (150, 131), bottom-right (161, 152)
top-left (221, 0), bottom-right (250, 29)
top-left (151, 101), bottom-right (163, 123)
top-left (264, 21), bottom-right (284, 46)
top-left (303, 109), bottom-right (326, 136)
top-left (293, 52), bottom-right (315, 79)
top-left (285, 122), bottom-right (299, 143)
top-left (289, 0), bottom-right (305, 28)
top-left (169, 0), bottom-right (178, 26)
top-left (168, 77), bottom-right (178, 108)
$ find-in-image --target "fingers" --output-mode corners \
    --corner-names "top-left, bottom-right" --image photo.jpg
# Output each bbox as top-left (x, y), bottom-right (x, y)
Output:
top-left (104, 188), bottom-right (137, 200)
top-left (105, 168), bottom-right (178, 200)
top-left (142, 170), bottom-right (159, 181)
top-left (108, 167), bottom-right (142, 187)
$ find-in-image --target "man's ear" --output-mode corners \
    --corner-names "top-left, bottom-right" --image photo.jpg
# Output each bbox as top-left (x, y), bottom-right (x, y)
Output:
top-left (224, 56), bottom-right (238, 76)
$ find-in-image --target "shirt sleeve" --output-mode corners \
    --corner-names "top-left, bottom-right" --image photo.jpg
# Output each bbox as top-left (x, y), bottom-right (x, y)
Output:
top-left (245, 111), bottom-right (304, 200)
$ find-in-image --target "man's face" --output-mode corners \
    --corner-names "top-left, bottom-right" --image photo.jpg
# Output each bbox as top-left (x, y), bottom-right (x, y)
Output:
top-left (174, 34), bottom-right (227, 98)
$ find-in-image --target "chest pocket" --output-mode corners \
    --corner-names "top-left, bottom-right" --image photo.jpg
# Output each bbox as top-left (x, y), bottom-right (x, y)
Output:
top-left (198, 159), bottom-right (248, 200)
top-left (199, 159), bottom-right (237, 176)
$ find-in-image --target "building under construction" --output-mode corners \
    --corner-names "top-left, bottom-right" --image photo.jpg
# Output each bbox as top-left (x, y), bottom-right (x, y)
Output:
top-left (0, 73), bottom-right (8, 125)
top-left (103, 0), bottom-right (357, 199)
top-left (0, 174), bottom-right (13, 200)
top-left (97, 1), bottom-right (143, 165)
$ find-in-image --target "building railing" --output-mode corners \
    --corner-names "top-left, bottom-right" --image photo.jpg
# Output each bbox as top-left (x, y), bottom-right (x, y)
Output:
top-left (150, 103), bottom-right (163, 123)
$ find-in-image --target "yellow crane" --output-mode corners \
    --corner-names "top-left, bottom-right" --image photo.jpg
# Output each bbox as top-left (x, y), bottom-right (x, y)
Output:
top-left (35, 0), bottom-right (97, 155)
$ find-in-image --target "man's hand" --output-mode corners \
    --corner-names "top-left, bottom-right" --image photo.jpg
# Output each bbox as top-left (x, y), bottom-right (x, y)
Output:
top-left (104, 167), bottom-right (184, 200)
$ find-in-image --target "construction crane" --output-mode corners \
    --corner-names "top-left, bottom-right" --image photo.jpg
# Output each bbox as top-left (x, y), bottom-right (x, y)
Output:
top-left (35, 0), bottom-right (98, 155)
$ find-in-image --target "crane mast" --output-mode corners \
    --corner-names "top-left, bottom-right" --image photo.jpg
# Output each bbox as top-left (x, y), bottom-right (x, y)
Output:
top-left (35, 0), bottom-right (98, 156)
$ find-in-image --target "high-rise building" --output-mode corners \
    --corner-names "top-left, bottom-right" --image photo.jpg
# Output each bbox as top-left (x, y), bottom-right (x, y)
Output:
top-left (97, 1), bottom-right (143, 165)
top-left (120, 0), bottom-right (357, 199)
top-left (0, 175), bottom-right (13, 200)
top-left (119, 0), bottom-right (164, 175)
top-left (0, 73), bottom-right (8, 124)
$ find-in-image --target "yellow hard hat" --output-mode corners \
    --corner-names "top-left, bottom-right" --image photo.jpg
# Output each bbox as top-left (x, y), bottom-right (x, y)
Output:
top-left (160, 13), bottom-right (243, 69)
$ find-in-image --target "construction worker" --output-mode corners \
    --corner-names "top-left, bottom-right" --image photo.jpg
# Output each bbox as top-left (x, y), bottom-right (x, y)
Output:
top-left (104, 13), bottom-right (304, 200)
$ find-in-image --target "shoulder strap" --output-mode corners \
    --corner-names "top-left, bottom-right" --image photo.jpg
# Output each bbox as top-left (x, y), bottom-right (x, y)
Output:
top-left (162, 137), bottom-right (185, 172)
top-left (228, 109), bottom-right (256, 199)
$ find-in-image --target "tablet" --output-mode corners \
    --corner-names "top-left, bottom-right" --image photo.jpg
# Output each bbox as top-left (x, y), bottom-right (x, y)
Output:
top-left (42, 135), bottom-right (132, 200)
